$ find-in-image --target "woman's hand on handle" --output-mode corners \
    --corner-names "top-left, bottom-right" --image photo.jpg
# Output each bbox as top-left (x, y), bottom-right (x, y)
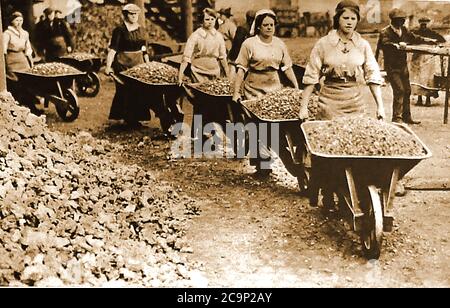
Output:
top-left (298, 103), bottom-right (309, 121)
top-left (105, 67), bottom-right (114, 76)
top-left (377, 105), bottom-right (386, 121)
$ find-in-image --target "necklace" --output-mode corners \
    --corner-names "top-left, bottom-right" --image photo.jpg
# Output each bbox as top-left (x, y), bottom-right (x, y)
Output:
top-left (341, 41), bottom-right (350, 54)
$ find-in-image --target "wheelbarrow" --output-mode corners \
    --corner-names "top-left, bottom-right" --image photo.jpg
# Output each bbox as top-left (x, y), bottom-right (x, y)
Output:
top-left (58, 53), bottom-right (102, 97)
top-left (14, 70), bottom-right (84, 122)
top-left (118, 73), bottom-right (184, 133)
top-left (301, 121), bottom-right (432, 259)
top-left (239, 99), bottom-right (310, 192)
top-left (183, 83), bottom-right (247, 155)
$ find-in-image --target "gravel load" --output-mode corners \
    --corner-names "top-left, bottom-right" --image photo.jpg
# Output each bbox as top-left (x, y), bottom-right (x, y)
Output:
top-left (122, 62), bottom-right (179, 85)
top-left (192, 78), bottom-right (233, 96)
top-left (303, 117), bottom-right (426, 157)
top-left (62, 52), bottom-right (98, 61)
top-left (243, 88), bottom-right (319, 121)
top-left (27, 63), bottom-right (82, 76)
top-left (0, 93), bottom-right (201, 287)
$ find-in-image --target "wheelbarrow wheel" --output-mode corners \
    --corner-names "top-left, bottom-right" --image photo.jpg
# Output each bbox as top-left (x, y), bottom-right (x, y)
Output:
top-left (55, 89), bottom-right (80, 122)
top-left (77, 72), bottom-right (101, 97)
top-left (361, 185), bottom-right (384, 259)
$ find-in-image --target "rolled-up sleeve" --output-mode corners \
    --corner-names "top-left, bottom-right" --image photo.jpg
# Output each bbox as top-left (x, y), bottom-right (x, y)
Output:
top-left (3, 32), bottom-right (10, 54)
top-left (235, 40), bottom-right (251, 72)
top-left (218, 36), bottom-right (227, 60)
top-left (182, 33), bottom-right (197, 63)
top-left (280, 41), bottom-right (293, 72)
top-left (363, 40), bottom-right (383, 85)
top-left (303, 42), bottom-right (323, 85)
top-left (25, 34), bottom-right (33, 57)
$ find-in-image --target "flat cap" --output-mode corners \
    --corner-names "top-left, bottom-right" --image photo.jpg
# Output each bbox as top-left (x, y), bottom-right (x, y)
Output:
top-left (418, 16), bottom-right (431, 23)
top-left (389, 8), bottom-right (407, 19)
top-left (122, 3), bottom-right (141, 13)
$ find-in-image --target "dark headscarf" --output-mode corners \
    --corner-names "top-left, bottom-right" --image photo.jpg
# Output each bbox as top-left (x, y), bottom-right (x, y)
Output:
top-left (9, 11), bottom-right (23, 24)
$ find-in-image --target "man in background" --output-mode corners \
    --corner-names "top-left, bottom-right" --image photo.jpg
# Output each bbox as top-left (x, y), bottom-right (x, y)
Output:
top-left (378, 8), bottom-right (437, 125)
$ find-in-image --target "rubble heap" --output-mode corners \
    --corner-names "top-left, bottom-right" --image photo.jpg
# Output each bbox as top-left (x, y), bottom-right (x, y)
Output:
top-left (28, 63), bottom-right (82, 76)
top-left (192, 79), bottom-right (233, 96)
top-left (243, 88), bottom-right (319, 121)
top-left (122, 62), bottom-right (179, 85)
top-left (0, 93), bottom-right (201, 287)
top-left (61, 52), bottom-right (98, 62)
top-left (304, 117), bottom-right (426, 157)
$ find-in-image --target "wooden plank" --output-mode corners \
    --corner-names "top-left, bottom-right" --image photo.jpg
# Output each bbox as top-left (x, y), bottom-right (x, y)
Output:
top-left (0, 6), bottom-right (6, 93)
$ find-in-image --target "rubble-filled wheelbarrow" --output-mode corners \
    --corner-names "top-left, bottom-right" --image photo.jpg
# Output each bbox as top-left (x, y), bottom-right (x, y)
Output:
top-left (118, 72), bottom-right (184, 133)
top-left (301, 121), bottom-right (432, 259)
top-left (184, 82), bottom-right (243, 143)
top-left (58, 53), bottom-right (102, 97)
top-left (14, 70), bottom-right (83, 122)
top-left (239, 97), bottom-right (311, 192)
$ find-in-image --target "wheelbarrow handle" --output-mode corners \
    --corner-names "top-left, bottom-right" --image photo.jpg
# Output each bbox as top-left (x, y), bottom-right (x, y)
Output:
top-left (108, 72), bottom-right (124, 85)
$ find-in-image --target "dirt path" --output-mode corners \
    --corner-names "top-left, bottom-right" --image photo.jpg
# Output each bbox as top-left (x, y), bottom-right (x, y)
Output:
top-left (46, 55), bottom-right (449, 287)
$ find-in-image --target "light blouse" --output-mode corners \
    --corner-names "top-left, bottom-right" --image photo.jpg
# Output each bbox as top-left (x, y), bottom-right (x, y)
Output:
top-left (303, 30), bottom-right (383, 85)
top-left (236, 36), bottom-right (293, 73)
top-left (182, 27), bottom-right (227, 63)
top-left (3, 26), bottom-right (33, 57)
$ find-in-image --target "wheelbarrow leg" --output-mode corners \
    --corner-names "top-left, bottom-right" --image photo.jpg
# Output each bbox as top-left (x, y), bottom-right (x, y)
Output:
top-left (383, 167), bottom-right (400, 232)
top-left (344, 167), bottom-right (364, 232)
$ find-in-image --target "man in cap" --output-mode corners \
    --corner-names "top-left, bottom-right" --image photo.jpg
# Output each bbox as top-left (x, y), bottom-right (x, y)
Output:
top-left (411, 17), bottom-right (446, 106)
top-left (218, 7), bottom-right (237, 54)
top-left (35, 7), bottom-right (74, 61)
top-left (377, 8), bottom-right (437, 124)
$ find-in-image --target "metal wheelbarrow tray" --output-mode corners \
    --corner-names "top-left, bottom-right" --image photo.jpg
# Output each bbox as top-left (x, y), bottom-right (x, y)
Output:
top-left (240, 99), bottom-right (310, 192)
top-left (301, 121), bottom-right (432, 259)
top-left (59, 55), bottom-right (103, 97)
top-left (184, 83), bottom-right (238, 127)
top-left (14, 70), bottom-right (85, 122)
top-left (119, 73), bottom-right (184, 132)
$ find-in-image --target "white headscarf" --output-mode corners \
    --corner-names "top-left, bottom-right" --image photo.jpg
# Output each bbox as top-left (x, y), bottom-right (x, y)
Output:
top-left (249, 9), bottom-right (277, 36)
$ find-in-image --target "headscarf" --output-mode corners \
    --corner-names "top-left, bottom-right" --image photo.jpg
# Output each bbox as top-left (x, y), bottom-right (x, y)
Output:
top-left (249, 9), bottom-right (277, 36)
top-left (9, 11), bottom-right (23, 24)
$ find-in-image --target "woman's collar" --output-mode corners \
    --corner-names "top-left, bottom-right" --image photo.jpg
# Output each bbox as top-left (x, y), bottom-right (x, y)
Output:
top-left (198, 27), bottom-right (218, 38)
top-left (328, 29), bottom-right (360, 46)
top-left (124, 20), bottom-right (140, 32)
top-left (256, 35), bottom-right (273, 46)
top-left (7, 26), bottom-right (22, 36)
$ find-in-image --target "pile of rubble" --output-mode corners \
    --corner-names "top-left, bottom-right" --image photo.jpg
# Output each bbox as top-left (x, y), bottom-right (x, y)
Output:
top-left (28, 63), bottom-right (82, 76)
top-left (0, 92), bottom-right (203, 287)
top-left (72, 4), bottom-right (173, 59)
top-left (122, 62), bottom-right (179, 85)
top-left (242, 88), bottom-right (319, 121)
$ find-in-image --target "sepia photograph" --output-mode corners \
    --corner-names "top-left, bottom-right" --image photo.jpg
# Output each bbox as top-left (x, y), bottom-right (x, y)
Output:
top-left (0, 0), bottom-right (448, 290)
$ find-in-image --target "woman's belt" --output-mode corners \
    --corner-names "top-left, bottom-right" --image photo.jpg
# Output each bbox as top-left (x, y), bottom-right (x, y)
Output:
top-left (248, 68), bottom-right (278, 74)
top-left (7, 49), bottom-right (25, 53)
top-left (324, 76), bottom-right (357, 83)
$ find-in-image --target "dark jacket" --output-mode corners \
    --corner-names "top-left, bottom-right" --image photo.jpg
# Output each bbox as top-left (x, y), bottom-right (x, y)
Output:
top-left (412, 27), bottom-right (446, 43)
top-left (377, 25), bottom-right (431, 71)
top-left (228, 24), bottom-right (252, 63)
top-left (36, 18), bottom-right (74, 56)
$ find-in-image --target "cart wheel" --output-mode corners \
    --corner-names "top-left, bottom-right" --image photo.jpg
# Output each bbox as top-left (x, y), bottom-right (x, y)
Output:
top-left (77, 72), bottom-right (101, 97)
top-left (56, 89), bottom-right (80, 122)
top-left (361, 185), bottom-right (384, 259)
